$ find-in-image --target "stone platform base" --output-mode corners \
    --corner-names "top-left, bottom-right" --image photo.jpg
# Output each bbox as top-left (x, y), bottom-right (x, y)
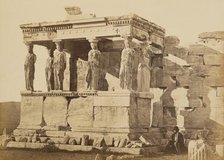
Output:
top-left (16, 90), bottom-right (155, 140)
top-left (6, 141), bottom-right (160, 155)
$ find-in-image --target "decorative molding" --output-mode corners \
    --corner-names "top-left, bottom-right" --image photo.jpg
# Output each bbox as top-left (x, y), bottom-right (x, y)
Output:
top-left (20, 91), bottom-right (97, 97)
top-left (20, 90), bottom-right (153, 98)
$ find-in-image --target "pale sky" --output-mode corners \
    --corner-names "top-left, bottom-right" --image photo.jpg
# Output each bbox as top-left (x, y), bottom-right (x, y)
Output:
top-left (0, 0), bottom-right (224, 102)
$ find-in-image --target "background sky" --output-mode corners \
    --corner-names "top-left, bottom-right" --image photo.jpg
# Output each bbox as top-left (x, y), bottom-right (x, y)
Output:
top-left (0, 0), bottom-right (223, 102)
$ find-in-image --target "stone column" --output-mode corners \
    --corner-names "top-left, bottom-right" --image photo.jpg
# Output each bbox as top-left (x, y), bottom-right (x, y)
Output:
top-left (53, 40), bottom-right (71, 91)
top-left (24, 42), bottom-right (36, 91)
top-left (119, 35), bottom-right (136, 90)
top-left (86, 38), bottom-right (101, 90)
top-left (45, 45), bottom-right (55, 91)
top-left (63, 50), bottom-right (71, 91)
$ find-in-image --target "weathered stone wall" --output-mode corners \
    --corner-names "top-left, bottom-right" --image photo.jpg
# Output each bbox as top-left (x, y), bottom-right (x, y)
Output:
top-left (14, 92), bottom-right (153, 139)
top-left (150, 35), bottom-right (224, 144)
top-left (198, 31), bottom-right (224, 54)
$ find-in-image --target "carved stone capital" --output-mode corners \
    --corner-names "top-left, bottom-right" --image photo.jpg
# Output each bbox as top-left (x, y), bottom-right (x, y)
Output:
top-left (24, 41), bottom-right (33, 47)
top-left (121, 35), bottom-right (133, 42)
top-left (53, 39), bottom-right (63, 45)
top-left (87, 37), bottom-right (99, 44)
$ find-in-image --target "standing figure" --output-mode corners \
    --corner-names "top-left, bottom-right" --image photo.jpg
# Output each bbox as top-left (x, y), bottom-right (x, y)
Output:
top-left (137, 45), bottom-right (151, 92)
top-left (86, 40), bottom-right (101, 90)
top-left (53, 41), bottom-right (66, 90)
top-left (45, 49), bottom-right (54, 91)
top-left (165, 126), bottom-right (186, 154)
top-left (24, 43), bottom-right (36, 91)
top-left (119, 37), bottom-right (134, 90)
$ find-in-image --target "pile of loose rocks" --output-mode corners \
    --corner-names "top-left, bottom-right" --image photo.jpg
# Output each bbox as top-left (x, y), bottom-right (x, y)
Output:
top-left (9, 130), bottom-right (157, 149)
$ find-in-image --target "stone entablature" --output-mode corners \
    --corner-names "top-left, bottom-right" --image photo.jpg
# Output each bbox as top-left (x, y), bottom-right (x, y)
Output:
top-left (20, 9), bottom-right (165, 48)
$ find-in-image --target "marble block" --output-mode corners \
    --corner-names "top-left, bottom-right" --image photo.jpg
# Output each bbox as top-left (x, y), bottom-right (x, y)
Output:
top-left (43, 97), bottom-right (68, 129)
top-left (18, 96), bottom-right (44, 129)
top-left (136, 98), bottom-right (151, 128)
top-left (67, 96), bottom-right (94, 130)
top-left (93, 106), bottom-right (130, 128)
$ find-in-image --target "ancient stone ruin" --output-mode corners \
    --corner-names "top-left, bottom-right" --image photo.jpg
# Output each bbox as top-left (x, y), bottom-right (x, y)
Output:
top-left (3, 6), bottom-right (224, 156)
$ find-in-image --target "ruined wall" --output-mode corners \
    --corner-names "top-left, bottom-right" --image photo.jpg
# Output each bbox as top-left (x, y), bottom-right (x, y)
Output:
top-left (150, 35), bottom-right (224, 141)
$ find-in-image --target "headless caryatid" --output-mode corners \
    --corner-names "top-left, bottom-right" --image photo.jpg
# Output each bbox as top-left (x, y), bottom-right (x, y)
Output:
top-left (24, 43), bottom-right (36, 91)
top-left (119, 37), bottom-right (135, 90)
top-left (86, 40), bottom-right (101, 90)
top-left (53, 41), bottom-right (66, 90)
top-left (45, 49), bottom-right (54, 91)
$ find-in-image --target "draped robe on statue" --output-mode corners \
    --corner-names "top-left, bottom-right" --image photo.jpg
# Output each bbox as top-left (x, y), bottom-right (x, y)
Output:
top-left (24, 53), bottom-right (36, 91)
top-left (119, 48), bottom-right (134, 90)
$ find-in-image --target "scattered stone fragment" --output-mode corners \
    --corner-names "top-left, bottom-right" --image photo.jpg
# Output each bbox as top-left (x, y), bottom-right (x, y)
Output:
top-left (0, 132), bottom-right (11, 148)
top-left (47, 139), bottom-right (55, 145)
top-left (125, 142), bottom-right (133, 148)
top-left (15, 136), bottom-right (22, 142)
top-left (39, 137), bottom-right (49, 143)
top-left (81, 135), bottom-right (89, 146)
top-left (139, 135), bottom-right (151, 146)
top-left (38, 131), bottom-right (46, 137)
top-left (117, 155), bottom-right (136, 160)
top-left (118, 138), bottom-right (127, 148)
top-left (104, 136), bottom-right (114, 147)
top-left (93, 137), bottom-right (99, 146)
top-left (88, 138), bottom-right (94, 146)
top-left (10, 136), bottom-right (15, 141)
top-left (62, 135), bottom-right (70, 144)
top-left (27, 137), bottom-right (32, 142)
top-left (74, 137), bottom-right (81, 145)
top-left (152, 138), bottom-right (160, 145)
top-left (106, 155), bottom-right (116, 160)
top-left (133, 142), bottom-right (143, 148)
top-left (95, 153), bottom-right (104, 160)
top-left (114, 138), bottom-right (120, 147)
top-left (93, 137), bottom-right (106, 147)
top-left (31, 134), bottom-right (38, 143)
top-left (20, 137), bottom-right (28, 142)
top-left (68, 138), bottom-right (77, 145)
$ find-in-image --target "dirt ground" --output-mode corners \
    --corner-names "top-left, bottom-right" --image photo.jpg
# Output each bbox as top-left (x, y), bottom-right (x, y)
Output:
top-left (0, 149), bottom-right (188, 160)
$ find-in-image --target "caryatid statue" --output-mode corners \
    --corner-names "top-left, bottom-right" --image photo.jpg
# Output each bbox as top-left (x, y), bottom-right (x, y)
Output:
top-left (45, 49), bottom-right (54, 91)
top-left (86, 39), bottom-right (101, 90)
top-left (53, 40), bottom-right (66, 90)
top-left (137, 42), bottom-right (151, 92)
top-left (24, 42), bottom-right (36, 91)
top-left (119, 36), bottom-right (135, 90)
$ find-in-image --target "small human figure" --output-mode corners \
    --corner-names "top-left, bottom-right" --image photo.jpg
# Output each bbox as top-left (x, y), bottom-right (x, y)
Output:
top-left (86, 40), bottom-right (101, 90)
top-left (53, 41), bottom-right (66, 90)
top-left (165, 126), bottom-right (186, 154)
top-left (119, 37), bottom-right (134, 90)
top-left (24, 43), bottom-right (36, 91)
top-left (45, 49), bottom-right (54, 91)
